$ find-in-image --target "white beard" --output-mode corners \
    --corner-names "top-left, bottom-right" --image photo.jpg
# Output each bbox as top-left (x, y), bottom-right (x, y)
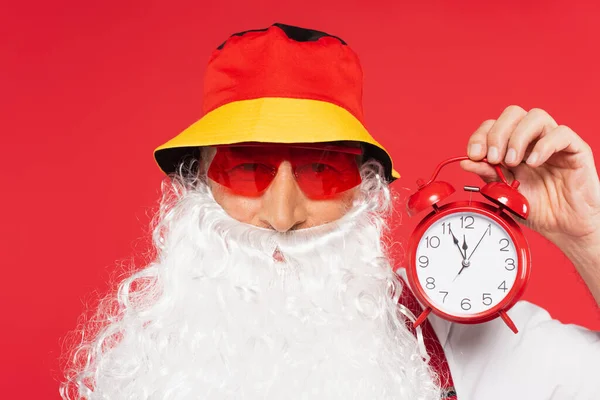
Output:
top-left (62, 165), bottom-right (441, 400)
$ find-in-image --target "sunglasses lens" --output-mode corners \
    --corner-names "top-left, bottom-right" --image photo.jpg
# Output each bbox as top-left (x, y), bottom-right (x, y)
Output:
top-left (207, 146), bottom-right (361, 199)
top-left (293, 153), bottom-right (361, 198)
top-left (208, 150), bottom-right (276, 196)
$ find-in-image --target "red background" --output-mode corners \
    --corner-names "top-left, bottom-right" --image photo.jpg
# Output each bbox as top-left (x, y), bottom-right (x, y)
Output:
top-left (2, 1), bottom-right (599, 398)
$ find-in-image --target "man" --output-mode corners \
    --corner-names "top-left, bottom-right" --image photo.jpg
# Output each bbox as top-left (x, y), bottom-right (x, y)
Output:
top-left (61, 23), bottom-right (600, 399)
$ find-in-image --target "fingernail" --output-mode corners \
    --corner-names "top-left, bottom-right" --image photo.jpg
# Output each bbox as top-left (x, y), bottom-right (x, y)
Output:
top-left (488, 146), bottom-right (499, 163)
top-left (505, 148), bottom-right (517, 164)
top-left (526, 152), bottom-right (539, 165)
top-left (469, 143), bottom-right (482, 158)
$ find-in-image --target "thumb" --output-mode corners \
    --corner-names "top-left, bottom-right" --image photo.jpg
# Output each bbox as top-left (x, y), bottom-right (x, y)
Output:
top-left (460, 160), bottom-right (515, 184)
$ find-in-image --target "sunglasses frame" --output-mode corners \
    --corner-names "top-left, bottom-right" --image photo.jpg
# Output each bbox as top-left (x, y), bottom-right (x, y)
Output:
top-left (207, 142), bottom-right (364, 199)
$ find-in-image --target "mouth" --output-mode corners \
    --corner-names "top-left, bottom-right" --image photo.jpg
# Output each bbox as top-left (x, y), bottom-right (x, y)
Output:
top-left (273, 247), bottom-right (285, 263)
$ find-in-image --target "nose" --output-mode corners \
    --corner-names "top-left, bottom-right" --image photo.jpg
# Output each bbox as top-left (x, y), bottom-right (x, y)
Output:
top-left (259, 161), bottom-right (308, 232)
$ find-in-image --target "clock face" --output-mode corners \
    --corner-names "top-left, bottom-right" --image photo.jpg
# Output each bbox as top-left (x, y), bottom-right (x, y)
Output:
top-left (415, 211), bottom-right (519, 316)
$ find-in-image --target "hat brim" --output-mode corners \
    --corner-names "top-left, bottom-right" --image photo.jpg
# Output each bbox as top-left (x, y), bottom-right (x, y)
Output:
top-left (154, 97), bottom-right (400, 182)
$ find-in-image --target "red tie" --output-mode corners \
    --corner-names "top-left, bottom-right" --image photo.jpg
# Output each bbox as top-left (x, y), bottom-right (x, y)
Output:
top-left (398, 278), bottom-right (458, 399)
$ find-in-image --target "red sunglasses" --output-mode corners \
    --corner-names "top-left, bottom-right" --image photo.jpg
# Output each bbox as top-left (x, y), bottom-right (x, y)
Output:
top-left (207, 143), bottom-right (363, 200)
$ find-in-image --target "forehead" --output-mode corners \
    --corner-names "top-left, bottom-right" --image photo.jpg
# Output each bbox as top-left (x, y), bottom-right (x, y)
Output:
top-left (210, 141), bottom-right (362, 153)
top-left (216, 143), bottom-right (361, 160)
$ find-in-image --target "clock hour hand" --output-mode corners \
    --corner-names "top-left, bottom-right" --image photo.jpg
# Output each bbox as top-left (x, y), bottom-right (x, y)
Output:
top-left (451, 229), bottom-right (470, 281)
top-left (455, 226), bottom-right (489, 281)
top-left (449, 227), bottom-right (466, 259)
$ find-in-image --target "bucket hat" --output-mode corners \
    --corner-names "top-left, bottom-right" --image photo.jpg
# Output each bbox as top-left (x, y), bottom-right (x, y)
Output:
top-left (153, 23), bottom-right (399, 182)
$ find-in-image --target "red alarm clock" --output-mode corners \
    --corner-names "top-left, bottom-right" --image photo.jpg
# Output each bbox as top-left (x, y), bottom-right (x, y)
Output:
top-left (406, 156), bottom-right (531, 334)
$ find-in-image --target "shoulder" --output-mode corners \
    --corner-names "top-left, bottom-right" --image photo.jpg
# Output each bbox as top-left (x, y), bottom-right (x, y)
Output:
top-left (395, 268), bottom-right (600, 397)
top-left (446, 300), bottom-right (599, 350)
top-left (443, 300), bottom-right (600, 399)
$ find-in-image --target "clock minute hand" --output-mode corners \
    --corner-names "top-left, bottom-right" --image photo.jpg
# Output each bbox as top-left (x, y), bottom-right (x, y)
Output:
top-left (449, 227), bottom-right (466, 259)
top-left (467, 226), bottom-right (490, 261)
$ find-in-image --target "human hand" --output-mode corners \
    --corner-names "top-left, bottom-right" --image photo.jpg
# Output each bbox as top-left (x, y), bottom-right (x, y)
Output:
top-left (460, 105), bottom-right (600, 251)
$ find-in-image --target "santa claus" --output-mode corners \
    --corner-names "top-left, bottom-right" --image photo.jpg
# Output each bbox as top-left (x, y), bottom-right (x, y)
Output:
top-left (61, 23), bottom-right (600, 400)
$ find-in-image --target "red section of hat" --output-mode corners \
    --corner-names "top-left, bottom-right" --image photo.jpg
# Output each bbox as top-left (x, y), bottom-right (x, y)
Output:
top-left (202, 25), bottom-right (365, 122)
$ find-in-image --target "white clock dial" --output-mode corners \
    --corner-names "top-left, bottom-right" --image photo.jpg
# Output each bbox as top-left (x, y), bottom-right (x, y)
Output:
top-left (415, 212), bottom-right (518, 316)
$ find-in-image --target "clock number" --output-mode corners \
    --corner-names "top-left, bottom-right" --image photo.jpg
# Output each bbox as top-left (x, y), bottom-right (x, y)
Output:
top-left (461, 298), bottom-right (472, 310)
top-left (461, 216), bottom-right (475, 229)
top-left (442, 222), bottom-right (451, 235)
top-left (439, 291), bottom-right (449, 303)
top-left (482, 293), bottom-right (493, 306)
top-left (426, 236), bottom-right (440, 248)
top-left (505, 258), bottom-right (516, 271)
top-left (499, 238), bottom-right (510, 252)
top-left (426, 277), bottom-right (436, 290)
top-left (418, 256), bottom-right (429, 268)
top-left (488, 224), bottom-right (492, 236)
top-left (498, 281), bottom-right (508, 292)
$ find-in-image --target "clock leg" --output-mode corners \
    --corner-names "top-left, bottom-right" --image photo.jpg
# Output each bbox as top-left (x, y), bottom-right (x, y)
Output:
top-left (413, 307), bottom-right (432, 329)
top-left (498, 310), bottom-right (519, 334)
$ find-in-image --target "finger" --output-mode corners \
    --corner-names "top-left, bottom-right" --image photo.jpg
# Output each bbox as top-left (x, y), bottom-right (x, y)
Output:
top-left (467, 119), bottom-right (496, 161)
top-left (460, 160), bottom-right (515, 184)
top-left (504, 108), bottom-right (558, 167)
top-left (526, 125), bottom-right (590, 167)
top-left (485, 105), bottom-right (528, 164)
top-left (460, 160), bottom-right (497, 182)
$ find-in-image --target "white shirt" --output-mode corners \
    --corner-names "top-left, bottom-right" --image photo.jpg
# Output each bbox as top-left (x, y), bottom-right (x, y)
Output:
top-left (398, 269), bottom-right (600, 399)
top-left (430, 301), bottom-right (600, 399)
